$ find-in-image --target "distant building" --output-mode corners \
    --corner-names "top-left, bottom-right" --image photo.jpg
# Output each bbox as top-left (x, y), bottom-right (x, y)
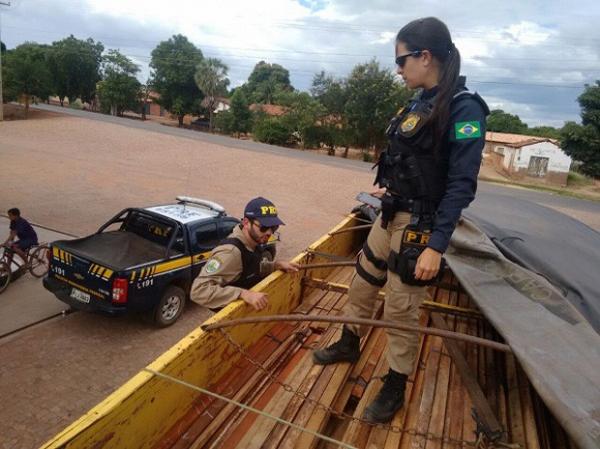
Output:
top-left (484, 132), bottom-right (572, 186)
top-left (142, 91), bottom-right (165, 117)
top-left (249, 103), bottom-right (288, 117)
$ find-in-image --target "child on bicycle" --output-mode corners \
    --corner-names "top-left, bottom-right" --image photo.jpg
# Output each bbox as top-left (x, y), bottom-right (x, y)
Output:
top-left (4, 208), bottom-right (39, 267)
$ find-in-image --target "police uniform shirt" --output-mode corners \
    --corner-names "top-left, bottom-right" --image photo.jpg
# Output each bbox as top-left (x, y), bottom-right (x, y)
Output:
top-left (189, 225), bottom-right (275, 309)
top-left (424, 80), bottom-right (489, 254)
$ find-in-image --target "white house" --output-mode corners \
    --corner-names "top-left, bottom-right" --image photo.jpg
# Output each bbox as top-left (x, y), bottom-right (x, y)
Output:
top-left (484, 132), bottom-right (572, 186)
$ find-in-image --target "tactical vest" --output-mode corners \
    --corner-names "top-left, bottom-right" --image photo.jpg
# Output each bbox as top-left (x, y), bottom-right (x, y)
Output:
top-left (374, 89), bottom-right (485, 210)
top-left (220, 237), bottom-right (266, 289)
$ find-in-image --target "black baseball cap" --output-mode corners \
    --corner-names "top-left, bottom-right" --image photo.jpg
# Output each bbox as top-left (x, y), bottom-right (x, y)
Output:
top-left (244, 197), bottom-right (285, 227)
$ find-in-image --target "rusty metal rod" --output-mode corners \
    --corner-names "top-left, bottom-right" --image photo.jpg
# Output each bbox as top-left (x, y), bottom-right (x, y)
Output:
top-left (201, 314), bottom-right (511, 353)
top-left (328, 224), bottom-right (373, 235)
top-left (344, 214), bottom-right (373, 224)
top-left (299, 261), bottom-right (356, 270)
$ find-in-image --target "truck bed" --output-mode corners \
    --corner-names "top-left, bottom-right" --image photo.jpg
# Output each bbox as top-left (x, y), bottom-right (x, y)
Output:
top-left (154, 266), bottom-right (551, 449)
top-left (55, 231), bottom-right (172, 270)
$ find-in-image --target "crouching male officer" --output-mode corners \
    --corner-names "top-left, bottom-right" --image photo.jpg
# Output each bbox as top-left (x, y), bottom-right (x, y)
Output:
top-left (190, 197), bottom-right (299, 311)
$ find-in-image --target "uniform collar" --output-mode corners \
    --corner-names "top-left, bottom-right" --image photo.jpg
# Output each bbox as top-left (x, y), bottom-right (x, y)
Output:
top-left (420, 75), bottom-right (467, 100)
top-left (232, 225), bottom-right (256, 251)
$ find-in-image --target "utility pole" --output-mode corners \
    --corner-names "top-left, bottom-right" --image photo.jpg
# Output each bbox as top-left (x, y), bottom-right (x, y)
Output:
top-left (0, 1), bottom-right (10, 122)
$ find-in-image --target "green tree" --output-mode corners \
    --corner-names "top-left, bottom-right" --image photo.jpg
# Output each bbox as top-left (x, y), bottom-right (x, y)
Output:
top-left (344, 60), bottom-right (411, 154)
top-left (229, 88), bottom-right (252, 135)
top-left (486, 109), bottom-right (529, 134)
top-left (150, 34), bottom-right (203, 127)
top-left (245, 61), bottom-right (293, 104)
top-left (140, 78), bottom-right (152, 120)
top-left (3, 42), bottom-right (53, 117)
top-left (47, 35), bottom-right (104, 106)
top-left (194, 58), bottom-right (229, 132)
top-left (252, 114), bottom-right (293, 146)
top-left (311, 71), bottom-right (350, 156)
top-left (527, 126), bottom-right (561, 140)
top-left (276, 90), bottom-right (325, 148)
top-left (560, 81), bottom-right (600, 178)
top-left (96, 50), bottom-right (141, 116)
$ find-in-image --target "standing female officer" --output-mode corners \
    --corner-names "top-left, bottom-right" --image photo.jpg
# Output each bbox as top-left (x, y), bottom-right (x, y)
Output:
top-left (313, 17), bottom-right (489, 424)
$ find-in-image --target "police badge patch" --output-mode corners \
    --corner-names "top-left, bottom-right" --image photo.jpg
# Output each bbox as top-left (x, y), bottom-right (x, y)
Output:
top-left (400, 113), bottom-right (420, 133)
top-left (205, 258), bottom-right (222, 274)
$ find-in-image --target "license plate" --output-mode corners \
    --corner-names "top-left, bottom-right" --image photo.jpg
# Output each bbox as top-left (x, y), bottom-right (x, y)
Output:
top-left (70, 288), bottom-right (91, 304)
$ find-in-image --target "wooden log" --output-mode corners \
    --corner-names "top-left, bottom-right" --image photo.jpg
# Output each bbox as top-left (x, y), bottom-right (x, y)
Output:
top-left (412, 336), bottom-right (442, 449)
top-left (517, 364), bottom-right (541, 449)
top-left (430, 313), bottom-right (504, 441)
top-left (384, 309), bottom-right (431, 449)
top-left (186, 328), bottom-right (306, 449)
top-left (261, 327), bottom-right (342, 449)
top-left (506, 354), bottom-right (526, 446)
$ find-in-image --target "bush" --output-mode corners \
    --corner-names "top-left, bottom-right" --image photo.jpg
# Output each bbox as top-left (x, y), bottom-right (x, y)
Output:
top-left (362, 150), bottom-right (374, 162)
top-left (213, 111), bottom-right (234, 134)
top-left (69, 99), bottom-right (83, 110)
top-left (252, 116), bottom-right (293, 146)
top-left (567, 171), bottom-right (594, 187)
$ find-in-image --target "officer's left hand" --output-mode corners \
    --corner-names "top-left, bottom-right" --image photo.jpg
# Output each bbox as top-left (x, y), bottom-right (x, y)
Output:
top-left (414, 248), bottom-right (442, 281)
top-left (275, 260), bottom-right (301, 273)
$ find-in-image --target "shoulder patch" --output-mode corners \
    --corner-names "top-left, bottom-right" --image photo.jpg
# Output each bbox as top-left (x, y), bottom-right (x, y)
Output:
top-left (204, 258), bottom-right (222, 274)
top-left (455, 121), bottom-right (482, 140)
top-left (400, 113), bottom-right (421, 132)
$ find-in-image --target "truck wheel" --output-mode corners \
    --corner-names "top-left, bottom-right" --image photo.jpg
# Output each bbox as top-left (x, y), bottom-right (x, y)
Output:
top-left (153, 286), bottom-right (186, 327)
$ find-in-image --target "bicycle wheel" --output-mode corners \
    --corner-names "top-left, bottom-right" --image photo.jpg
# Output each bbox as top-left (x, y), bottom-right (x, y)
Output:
top-left (29, 245), bottom-right (50, 278)
top-left (0, 262), bottom-right (11, 294)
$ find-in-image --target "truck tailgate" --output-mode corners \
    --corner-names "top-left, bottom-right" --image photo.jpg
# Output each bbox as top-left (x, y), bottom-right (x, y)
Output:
top-left (48, 246), bottom-right (114, 304)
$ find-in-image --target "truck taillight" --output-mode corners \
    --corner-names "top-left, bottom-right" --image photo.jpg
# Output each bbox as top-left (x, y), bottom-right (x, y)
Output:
top-left (112, 278), bottom-right (128, 304)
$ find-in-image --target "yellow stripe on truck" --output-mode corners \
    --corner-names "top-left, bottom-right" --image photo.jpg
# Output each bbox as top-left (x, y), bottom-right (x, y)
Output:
top-left (154, 257), bottom-right (192, 275)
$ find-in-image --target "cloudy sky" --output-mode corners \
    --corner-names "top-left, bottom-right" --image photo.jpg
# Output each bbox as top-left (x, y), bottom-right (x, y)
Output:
top-left (2, 0), bottom-right (599, 127)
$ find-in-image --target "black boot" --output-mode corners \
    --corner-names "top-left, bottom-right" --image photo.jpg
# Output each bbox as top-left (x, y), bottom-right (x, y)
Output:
top-left (363, 369), bottom-right (407, 423)
top-left (312, 326), bottom-right (360, 365)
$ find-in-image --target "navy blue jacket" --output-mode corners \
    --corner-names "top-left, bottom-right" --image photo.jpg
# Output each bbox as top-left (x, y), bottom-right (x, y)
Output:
top-left (424, 81), bottom-right (489, 253)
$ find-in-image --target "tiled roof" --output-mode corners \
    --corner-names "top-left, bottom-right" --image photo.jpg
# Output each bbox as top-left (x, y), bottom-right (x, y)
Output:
top-left (486, 131), bottom-right (559, 148)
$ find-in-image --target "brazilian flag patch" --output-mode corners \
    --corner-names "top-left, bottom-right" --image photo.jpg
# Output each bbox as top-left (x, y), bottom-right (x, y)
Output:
top-left (455, 121), bottom-right (481, 140)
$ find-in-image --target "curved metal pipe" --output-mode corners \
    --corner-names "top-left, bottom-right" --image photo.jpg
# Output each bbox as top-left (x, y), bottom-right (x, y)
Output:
top-left (201, 314), bottom-right (511, 353)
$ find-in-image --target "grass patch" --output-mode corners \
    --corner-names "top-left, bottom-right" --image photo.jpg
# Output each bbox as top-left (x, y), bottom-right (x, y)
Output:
top-left (567, 171), bottom-right (594, 187)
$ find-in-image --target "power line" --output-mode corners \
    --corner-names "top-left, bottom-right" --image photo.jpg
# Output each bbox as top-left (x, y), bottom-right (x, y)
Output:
top-left (5, 22), bottom-right (600, 56)
top-left (1, 27), bottom-right (595, 90)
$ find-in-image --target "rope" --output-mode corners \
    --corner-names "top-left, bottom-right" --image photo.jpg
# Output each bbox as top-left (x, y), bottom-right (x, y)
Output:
top-left (142, 368), bottom-right (358, 449)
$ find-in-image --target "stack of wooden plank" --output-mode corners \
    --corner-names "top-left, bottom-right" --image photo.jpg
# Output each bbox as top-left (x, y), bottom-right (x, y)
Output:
top-left (154, 265), bottom-right (575, 449)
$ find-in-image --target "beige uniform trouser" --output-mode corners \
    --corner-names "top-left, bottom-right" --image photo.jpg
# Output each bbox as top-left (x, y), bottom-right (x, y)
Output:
top-left (345, 212), bottom-right (428, 375)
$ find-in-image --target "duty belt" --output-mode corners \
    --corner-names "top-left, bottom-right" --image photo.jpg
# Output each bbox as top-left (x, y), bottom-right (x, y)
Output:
top-left (380, 194), bottom-right (437, 229)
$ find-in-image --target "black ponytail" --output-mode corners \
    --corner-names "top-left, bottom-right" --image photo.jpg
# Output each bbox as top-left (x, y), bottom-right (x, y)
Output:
top-left (396, 17), bottom-right (461, 153)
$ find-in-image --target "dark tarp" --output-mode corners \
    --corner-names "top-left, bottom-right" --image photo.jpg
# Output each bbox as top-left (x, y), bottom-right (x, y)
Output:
top-left (447, 217), bottom-right (600, 449)
top-left (466, 191), bottom-right (600, 333)
top-left (56, 231), bottom-right (171, 270)
top-left (355, 192), bottom-right (600, 448)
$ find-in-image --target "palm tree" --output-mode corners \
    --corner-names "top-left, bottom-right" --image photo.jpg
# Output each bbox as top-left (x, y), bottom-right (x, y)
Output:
top-left (194, 58), bottom-right (229, 132)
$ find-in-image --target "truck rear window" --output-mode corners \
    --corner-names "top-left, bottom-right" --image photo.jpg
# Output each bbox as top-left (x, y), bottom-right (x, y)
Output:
top-left (124, 212), bottom-right (176, 247)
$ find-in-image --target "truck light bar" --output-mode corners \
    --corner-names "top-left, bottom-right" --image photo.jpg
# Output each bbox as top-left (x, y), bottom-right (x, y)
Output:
top-left (176, 196), bottom-right (225, 214)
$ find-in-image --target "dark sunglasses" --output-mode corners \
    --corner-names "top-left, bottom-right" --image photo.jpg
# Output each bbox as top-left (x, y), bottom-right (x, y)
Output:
top-left (395, 50), bottom-right (423, 68)
top-left (252, 220), bottom-right (279, 233)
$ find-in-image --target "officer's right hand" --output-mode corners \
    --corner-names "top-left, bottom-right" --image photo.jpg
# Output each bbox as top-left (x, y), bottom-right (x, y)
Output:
top-left (240, 290), bottom-right (269, 311)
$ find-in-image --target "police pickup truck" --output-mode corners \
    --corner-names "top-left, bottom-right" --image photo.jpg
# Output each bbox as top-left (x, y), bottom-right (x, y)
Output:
top-left (43, 197), bottom-right (276, 327)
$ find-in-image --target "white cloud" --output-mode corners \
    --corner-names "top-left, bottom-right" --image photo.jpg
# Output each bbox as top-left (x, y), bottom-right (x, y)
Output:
top-left (4, 0), bottom-right (600, 126)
